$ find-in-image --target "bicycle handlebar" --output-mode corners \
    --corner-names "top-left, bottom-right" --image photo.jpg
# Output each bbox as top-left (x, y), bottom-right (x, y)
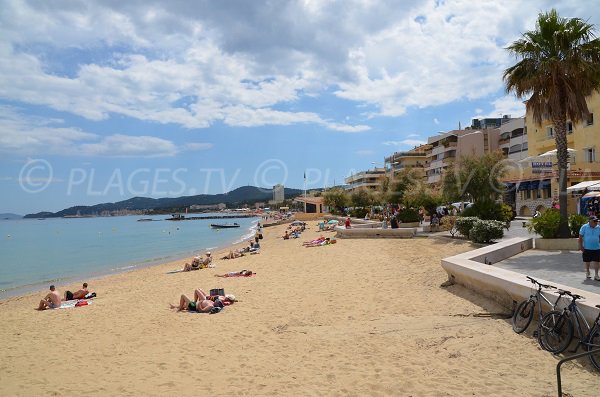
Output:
top-left (526, 276), bottom-right (556, 290)
top-left (558, 289), bottom-right (585, 300)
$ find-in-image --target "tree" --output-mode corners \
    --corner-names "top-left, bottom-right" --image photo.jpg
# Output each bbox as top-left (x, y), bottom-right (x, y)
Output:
top-left (442, 151), bottom-right (507, 206)
top-left (350, 188), bottom-right (374, 208)
top-left (323, 188), bottom-right (349, 214)
top-left (387, 168), bottom-right (421, 205)
top-left (504, 9), bottom-right (600, 237)
top-left (403, 184), bottom-right (442, 216)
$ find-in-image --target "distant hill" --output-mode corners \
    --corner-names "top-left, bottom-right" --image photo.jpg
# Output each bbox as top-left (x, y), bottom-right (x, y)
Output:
top-left (0, 213), bottom-right (23, 220)
top-left (24, 186), bottom-right (304, 218)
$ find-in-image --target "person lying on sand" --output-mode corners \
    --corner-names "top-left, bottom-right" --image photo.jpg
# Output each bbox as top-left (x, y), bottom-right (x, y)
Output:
top-left (64, 282), bottom-right (88, 301)
top-left (38, 285), bottom-right (61, 310)
top-left (221, 250), bottom-right (245, 260)
top-left (304, 237), bottom-right (336, 247)
top-left (183, 252), bottom-right (212, 271)
top-left (303, 236), bottom-right (326, 246)
top-left (214, 270), bottom-right (254, 277)
top-left (170, 288), bottom-right (223, 313)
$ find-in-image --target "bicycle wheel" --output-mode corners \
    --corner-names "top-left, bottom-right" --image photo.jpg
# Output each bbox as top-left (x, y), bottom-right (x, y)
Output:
top-left (588, 325), bottom-right (600, 371)
top-left (512, 299), bottom-right (535, 333)
top-left (540, 311), bottom-right (573, 354)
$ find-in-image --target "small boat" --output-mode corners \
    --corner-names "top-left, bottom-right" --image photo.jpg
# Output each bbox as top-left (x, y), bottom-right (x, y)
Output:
top-left (137, 218), bottom-right (153, 222)
top-left (210, 223), bottom-right (240, 229)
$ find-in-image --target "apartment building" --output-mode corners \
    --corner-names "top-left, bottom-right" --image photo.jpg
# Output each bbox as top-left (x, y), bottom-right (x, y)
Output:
top-left (344, 168), bottom-right (387, 193)
top-left (425, 127), bottom-right (502, 184)
top-left (384, 144), bottom-right (431, 183)
top-left (272, 184), bottom-right (285, 203)
top-left (503, 92), bottom-right (600, 216)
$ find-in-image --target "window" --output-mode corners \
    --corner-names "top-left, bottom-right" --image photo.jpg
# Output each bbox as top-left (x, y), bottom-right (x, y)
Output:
top-left (587, 113), bottom-right (594, 126)
top-left (546, 126), bottom-right (554, 138)
top-left (522, 142), bottom-right (528, 151)
top-left (585, 148), bottom-right (596, 163)
top-left (567, 121), bottom-right (573, 134)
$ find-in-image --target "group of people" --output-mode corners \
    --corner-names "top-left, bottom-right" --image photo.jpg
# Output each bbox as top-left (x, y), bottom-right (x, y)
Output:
top-left (183, 252), bottom-right (213, 271)
top-left (38, 282), bottom-right (92, 310)
top-left (169, 288), bottom-right (237, 314)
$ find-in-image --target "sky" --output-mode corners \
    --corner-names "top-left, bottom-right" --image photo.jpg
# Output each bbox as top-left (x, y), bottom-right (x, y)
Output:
top-left (1, 0), bottom-right (599, 215)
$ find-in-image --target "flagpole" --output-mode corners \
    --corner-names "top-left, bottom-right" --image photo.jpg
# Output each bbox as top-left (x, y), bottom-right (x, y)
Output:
top-left (303, 171), bottom-right (307, 213)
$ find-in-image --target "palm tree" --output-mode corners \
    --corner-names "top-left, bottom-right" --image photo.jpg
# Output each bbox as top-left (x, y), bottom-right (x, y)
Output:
top-left (504, 9), bottom-right (600, 237)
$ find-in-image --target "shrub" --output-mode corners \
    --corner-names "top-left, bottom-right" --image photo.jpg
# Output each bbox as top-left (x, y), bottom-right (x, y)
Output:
top-left (440, 215), bottom-right (458, 236)
top-left (350, 207), bottom-right (369, 219)
top-left (527, 209), bottom-right (560, 238)
top-left (455, 217), bottom-right (480, 237)
top-left (569, 214), bottom-right (588, 237)
top-left (396, 208), bottom-right (420, 223)
top-left (469, 220), bottom-right (505, 243)
top-left (462, 201), bottom-right (505, 221)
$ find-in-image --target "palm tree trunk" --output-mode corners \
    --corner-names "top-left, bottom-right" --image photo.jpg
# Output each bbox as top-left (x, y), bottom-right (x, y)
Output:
top-left (552, 118), bottom-right (571, 238)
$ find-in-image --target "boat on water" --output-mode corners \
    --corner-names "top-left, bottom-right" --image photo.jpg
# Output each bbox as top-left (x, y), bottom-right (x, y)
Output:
top-left (210, 223), bottom-right (240, 229)
top-left (137, 218), bottom-right (154, 222)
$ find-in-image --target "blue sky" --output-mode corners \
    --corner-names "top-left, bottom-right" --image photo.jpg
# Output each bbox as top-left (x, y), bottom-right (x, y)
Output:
top-left (1, 0), bottom-right (598, 214)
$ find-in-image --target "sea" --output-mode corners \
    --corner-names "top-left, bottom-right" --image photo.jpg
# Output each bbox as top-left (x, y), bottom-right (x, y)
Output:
top-left (0, 214), bottom-right (258, 300)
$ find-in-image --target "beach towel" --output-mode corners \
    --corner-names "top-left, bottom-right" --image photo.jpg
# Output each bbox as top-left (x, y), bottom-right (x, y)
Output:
top-left (167, 269), bottom-right (185, 274)
top-left (56, 300), bottom-right (94, 309)
top-left (223, 272), bottom-right (255, 277)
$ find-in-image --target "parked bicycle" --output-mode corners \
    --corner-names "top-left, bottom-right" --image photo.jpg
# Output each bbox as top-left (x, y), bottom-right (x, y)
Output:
top-left (511, 276), bottom-right (562, 350)
top-left (539, 290), bottom-right (600, 370)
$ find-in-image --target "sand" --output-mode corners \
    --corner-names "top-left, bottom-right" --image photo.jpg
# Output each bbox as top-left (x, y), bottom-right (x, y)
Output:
top-left (0, 221), bottom-right (598, 396)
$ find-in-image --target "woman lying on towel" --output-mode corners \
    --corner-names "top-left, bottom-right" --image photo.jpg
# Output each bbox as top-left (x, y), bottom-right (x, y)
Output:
top-left (214, 270), bottom-right (254, 277)
top-left (302, 236), bottom-right (326, 246)
top-left (304, 237), bottom-right (336, 247)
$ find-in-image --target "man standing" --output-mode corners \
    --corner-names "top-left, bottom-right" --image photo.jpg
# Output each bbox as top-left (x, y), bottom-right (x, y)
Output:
top-left (579, 215), bottom-right (600, 281)
top-left (38, 285), bottom-right (61, 310)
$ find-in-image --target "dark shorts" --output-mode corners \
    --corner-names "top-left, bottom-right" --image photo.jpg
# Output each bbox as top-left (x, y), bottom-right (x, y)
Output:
top-left (188, 302), bottom-right (197, 312)
top-left (582, 249), bottom-right (600, 263)
top-left (65, 291), bottom-right (74, 300)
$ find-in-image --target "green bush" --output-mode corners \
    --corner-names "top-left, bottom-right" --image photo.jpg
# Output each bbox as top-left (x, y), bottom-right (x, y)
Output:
top-left (462, 201), bottom-right (505, 221)
top-left (396, 208), bottom-right (420, 223)
top-left (569, 214), bottom-right (588, 237)
top-left (350, 207), bottom-right (369, 219)
top-left (527, 209), bottom-right (560, 238)
top-left (469, 220), bottom-right (505, 243)
top-left (455, 217), bottom-right (480, 237)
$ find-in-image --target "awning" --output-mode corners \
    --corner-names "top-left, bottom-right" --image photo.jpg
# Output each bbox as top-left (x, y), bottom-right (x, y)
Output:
top-left (530, 180), bottom-right (540, 190)
top-left (540, 180), bottom-right (551, 188)
top-left (517, 182), bottom-right (530, 191)
top-left (567, 180), bottom-right (600, 192)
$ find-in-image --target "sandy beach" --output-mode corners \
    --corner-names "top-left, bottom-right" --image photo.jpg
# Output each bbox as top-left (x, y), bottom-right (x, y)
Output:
top-left (0, 221), bottom-right (598, 396)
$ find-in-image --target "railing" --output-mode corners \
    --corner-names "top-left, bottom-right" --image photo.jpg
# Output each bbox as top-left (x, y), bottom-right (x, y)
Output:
top-left (556, 349), bottom-right (600, 397)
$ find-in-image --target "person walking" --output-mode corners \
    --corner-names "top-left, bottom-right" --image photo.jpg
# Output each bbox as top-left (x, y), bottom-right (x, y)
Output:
top-left (579, 215), bottom-right (600, 281)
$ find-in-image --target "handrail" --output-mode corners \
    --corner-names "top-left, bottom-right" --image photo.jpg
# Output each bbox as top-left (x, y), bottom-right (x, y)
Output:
top-left (556, 348), bottom-right (600, 396)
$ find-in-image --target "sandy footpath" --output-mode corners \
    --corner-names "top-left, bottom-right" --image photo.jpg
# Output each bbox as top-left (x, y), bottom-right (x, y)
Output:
top-left (0, 221), bottom-right (598, 396)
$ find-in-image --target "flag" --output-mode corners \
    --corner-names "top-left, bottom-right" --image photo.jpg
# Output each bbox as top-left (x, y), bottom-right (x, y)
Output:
top-left (303, 171), bottom-right (306, 180)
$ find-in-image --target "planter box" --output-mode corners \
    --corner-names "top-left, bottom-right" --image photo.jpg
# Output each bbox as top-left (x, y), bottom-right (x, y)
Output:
top-left (534, 238), bottom-right (579, 251)
top-left (336, 228), bottom-right (416, 239)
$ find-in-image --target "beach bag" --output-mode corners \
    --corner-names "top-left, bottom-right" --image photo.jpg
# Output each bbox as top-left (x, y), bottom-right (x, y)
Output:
top-left (210, 288), bottom-right (225, 296)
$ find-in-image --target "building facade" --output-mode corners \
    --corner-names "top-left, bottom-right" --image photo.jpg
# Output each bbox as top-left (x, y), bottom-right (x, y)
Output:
top-left (344, 168), bottom-right (387, 193)
top-left (272, 184), bottom-right (285, 203)
top-left (503, 92), bottom-right (600, 216)
top-left (384, 144), bottom-right (431, 183)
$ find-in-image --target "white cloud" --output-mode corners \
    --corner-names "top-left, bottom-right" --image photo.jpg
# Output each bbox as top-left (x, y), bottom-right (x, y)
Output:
top-left (0, 1), bottom-right (596, 132)
top-left (182, 142), bottom-right (213, 151)
top-left (382, 139), bottom-right (426, 147)
top-left (0, 106), bottom-right (180, 157)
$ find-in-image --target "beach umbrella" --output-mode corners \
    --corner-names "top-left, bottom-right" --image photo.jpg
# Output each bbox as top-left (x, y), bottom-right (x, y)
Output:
top-left (290, 220), bottom-right (304, 225)
top-left (327, 219), bottom-right (339, 224)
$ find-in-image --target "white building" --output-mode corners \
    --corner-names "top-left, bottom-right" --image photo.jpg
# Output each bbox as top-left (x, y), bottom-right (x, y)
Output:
top-left (273, 184), bottom-right (285, 203)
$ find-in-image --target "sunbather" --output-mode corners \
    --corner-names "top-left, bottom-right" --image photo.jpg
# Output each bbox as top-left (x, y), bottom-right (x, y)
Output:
top-left (221, 250), bottom-right (245, 260)
top-left (38, 285), bottom-right (61, 310)
top-left (183, 252), bottom-right (212, 271)
top-left (305, 237), bottom-right (336, 247)
top-left (303, 236), bottom-right (326, 246)
top-left (64, 282), bottom-right (88, 301)
top-left (170, 288), bottom-right (223, 313)
top-left (214, 270), bottom-right (254, 277)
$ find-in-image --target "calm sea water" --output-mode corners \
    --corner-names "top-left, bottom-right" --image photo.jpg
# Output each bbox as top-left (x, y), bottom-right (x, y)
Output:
top-left (0, 215), bottom-right (258, 299)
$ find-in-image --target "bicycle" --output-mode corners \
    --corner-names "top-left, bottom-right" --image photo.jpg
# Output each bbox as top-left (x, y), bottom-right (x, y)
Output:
top-left (539, 290), bottom-right (600, 370)
top-left (511, 276), bottom-right (562, 350)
